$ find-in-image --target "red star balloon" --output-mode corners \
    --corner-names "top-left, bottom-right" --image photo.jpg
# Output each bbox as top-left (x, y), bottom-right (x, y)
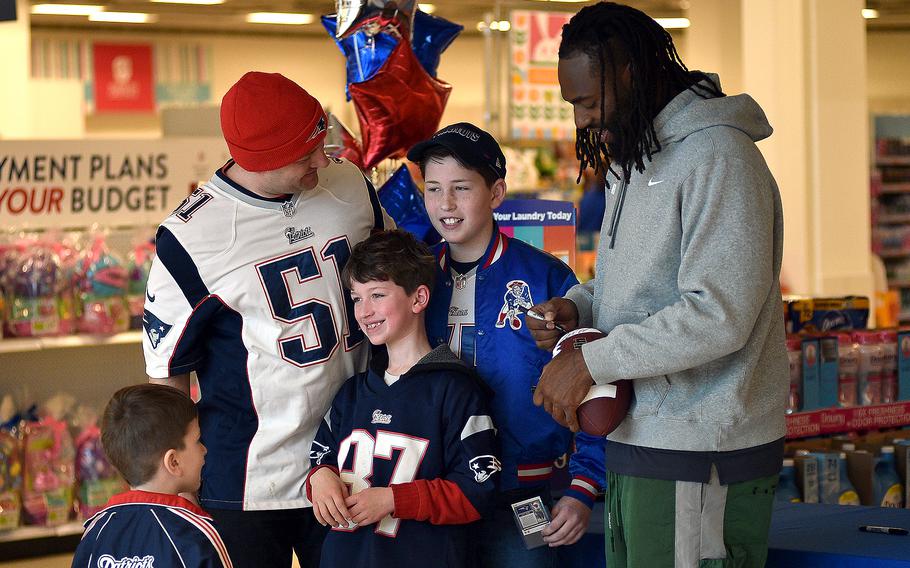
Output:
top-left (350, 39), bottom-right (451, 169)
top-left (325, 112), bottom-right (364, 169)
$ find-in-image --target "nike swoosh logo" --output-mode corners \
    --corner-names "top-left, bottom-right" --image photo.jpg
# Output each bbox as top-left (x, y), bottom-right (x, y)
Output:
top-left (146, 291), bottom-right (156, 302)
top-left (648, 179), bottom-right (665, 187)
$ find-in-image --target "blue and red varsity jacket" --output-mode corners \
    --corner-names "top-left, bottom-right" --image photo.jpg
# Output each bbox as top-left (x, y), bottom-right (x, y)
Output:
top-left (426, 227), bottom-right (606, 508)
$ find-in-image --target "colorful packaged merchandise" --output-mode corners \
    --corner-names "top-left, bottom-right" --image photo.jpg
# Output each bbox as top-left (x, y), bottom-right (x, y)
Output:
top-left (49, 232), bottom-right (85, 336)
top-left (75, 235), bottom-right (129, 335)
top-left (784, 296), bottom-right (870, 334)
top-left (22, 416), bottom-right (75, 526)
top-left (75, 418), bottom-right (124, 518)
top-left (0, 396), bottom-right (23, 531)
top-left (6, 239), bottom-right (63, 338)
top-left (126, 238), bottom-right (156, 330)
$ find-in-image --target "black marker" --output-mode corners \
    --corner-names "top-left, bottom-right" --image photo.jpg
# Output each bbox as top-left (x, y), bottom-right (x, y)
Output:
top-left (859, 525), bottom-right (909, 535)
top-left (523, 308), bottom-right (568, 333)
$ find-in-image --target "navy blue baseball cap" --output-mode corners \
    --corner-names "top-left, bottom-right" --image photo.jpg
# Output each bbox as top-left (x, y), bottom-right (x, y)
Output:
top-left (407, 122), bottom-right (507, 181)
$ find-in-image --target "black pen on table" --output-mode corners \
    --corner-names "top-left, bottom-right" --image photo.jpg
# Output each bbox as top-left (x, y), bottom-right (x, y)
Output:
top-left (859, 525), bottom-right (909, 535)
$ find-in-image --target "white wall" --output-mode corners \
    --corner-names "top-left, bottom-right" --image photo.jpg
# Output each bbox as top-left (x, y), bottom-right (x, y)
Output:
top-left (867, 31), bottom-right (910, 115)
top-left (26, 29), bottom-right (488, 139)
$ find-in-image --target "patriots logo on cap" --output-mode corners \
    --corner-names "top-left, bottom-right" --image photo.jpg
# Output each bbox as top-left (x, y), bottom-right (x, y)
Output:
top-left (143, 309), bottom-right (173, 349)
top-left (308, 115), bottom-right (327, 141)
top-left (469, 455), bottom-right (502, 483)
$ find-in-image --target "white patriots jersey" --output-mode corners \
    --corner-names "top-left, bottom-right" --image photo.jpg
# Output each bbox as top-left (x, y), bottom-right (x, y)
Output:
top-left (142, 158), bottom-right (392, 511)
top-left (447, 268), bottom-right (477, 366)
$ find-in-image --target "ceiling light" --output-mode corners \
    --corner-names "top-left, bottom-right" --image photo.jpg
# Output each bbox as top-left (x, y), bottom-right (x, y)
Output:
top-left (152, 0), bottom-right (224, 4)
top-left (31, 3), bottom-right (102, 15)
top-left (862, 8), bottom-right (879, 19)
top-left (89, 11), bottom-right (155, 22)
top-left (479, 20), bottom-right (510, 32)
top-left (418, 3), bottom-right (435, 14)
top-left (246, 12), bottom-right (314, 25)
top-left (654, 17), bottom-right (690, 29)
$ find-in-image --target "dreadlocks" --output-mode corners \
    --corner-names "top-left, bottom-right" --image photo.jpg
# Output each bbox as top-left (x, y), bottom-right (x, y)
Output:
top-left (559, 2), bottom-right (724, 183)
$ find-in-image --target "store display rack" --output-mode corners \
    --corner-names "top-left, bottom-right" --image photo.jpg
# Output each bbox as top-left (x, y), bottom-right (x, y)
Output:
top-left (786, 401), bottom-right (910, 439)
top-left (0, 331), bottom-right (142, 354)
top-left (0, 521), bottom-right (84, 560)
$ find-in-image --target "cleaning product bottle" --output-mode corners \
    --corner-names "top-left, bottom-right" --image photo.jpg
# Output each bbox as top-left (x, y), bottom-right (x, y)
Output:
top-left (879, 329), bottom-right (898, 403)
top-left (836, 333), bottom-right (859, 407)
top-left (836, 452), bottom-right (860, 506)
top-left (776, 458), bottom-right (801, 503)
top-left (874, 446), bottom-right (904, 508)
top-left (786, 337), bottom-right (802, 413)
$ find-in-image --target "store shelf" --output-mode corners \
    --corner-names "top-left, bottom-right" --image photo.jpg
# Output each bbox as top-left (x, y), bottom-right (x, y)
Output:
top-left (877, 156), bottom-right (910, 166)
top-left (786, 401), bottom-right (910, 439)
top-left (879, 182), bottom-right (910, 194)
top-left (878, 248), bottom-right (910, 259)
top-left (876, 212), bottom-right (910, 224)
top-left (0, 521), bottom-right (83, 543)
top-left (0, 331), bottom-right (142, 354)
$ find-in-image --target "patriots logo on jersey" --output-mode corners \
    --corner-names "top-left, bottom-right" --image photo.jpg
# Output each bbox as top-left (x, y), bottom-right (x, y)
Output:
top-left (371, 409), bottom-right (392, 424)
top-left (308, 115), bottom-right (327, 141)
top-left (142, 309), bottom-right (173, 349)
top-left (495, 280), bottom-right (534, 331)
top-left (468, 455), bottom-right (502, 483)
top-left (96, 554), bottom-right (155, 568)
top-left (285, 226), bottom-right (314, 244)
top-left (310, 441), bottom-right (332, 465)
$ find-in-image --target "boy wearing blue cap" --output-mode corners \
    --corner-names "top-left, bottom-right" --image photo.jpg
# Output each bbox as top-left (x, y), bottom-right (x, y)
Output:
top-left (408, 124), bottom-right (606, 567)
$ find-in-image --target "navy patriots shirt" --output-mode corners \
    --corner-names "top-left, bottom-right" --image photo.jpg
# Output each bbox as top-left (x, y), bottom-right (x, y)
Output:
top-left (307, 345), bottom-right (499, 568)
top-left (72, 490), bottom-right (232, 568)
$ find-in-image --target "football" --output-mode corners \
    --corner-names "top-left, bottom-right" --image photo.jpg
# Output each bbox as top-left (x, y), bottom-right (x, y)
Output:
top-left (552, 328), bottom-right (632, 437)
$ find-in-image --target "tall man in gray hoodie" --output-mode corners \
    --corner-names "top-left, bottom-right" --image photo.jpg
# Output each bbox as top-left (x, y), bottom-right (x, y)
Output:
top-left (528, 3), bottom-right (788, 567)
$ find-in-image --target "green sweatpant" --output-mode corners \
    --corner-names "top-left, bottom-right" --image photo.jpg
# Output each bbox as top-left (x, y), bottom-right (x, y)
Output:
top-left (605, 469), bottom-right (777, 568)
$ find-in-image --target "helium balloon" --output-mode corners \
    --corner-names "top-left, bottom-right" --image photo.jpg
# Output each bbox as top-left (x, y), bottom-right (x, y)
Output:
top-left (321, 14), bottom-right (397, 100)
top-left (325, 113), bottom-right (364, 169)
top-left (377, 165), bottom-right (440, 245)
top-left (350, 40), bottom-right (451, 169)
top-left (335, 0), bottom-right (417, 40)
top-left (412, 10), bottom-right (463, 78)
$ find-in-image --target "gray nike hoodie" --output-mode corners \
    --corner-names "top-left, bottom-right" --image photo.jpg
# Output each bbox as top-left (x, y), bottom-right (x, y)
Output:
top-left (566, 75), bottom-right (789, 452)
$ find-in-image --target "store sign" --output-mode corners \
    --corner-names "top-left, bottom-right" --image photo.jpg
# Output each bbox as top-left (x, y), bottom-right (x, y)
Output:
top-left (494, 199), bottom-right (576, 269)
top-left (93, 43), bottom-right (155, 113)
top-left (509, 10), bottom-right (576, 141)
top-left (0, 138), bottom-right (230, 229)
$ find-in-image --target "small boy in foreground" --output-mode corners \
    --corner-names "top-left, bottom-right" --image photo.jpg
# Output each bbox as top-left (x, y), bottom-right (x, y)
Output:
top-left (306, 229), bottom-right (499, 568)
top-left (72, 384), bottom-right (233, 568)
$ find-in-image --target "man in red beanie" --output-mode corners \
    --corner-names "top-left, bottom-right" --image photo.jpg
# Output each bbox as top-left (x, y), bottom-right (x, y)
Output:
top-left (142, 71), bottom-right (393, 567)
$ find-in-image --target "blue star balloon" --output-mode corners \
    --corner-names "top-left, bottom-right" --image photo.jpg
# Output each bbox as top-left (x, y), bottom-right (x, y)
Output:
top-left (412, 10), bottom-right (463, 79)
top-left (322, 14), bottom-right (397, 101)
top-left (322, 11), bottom-right (463, 100)
top-left (377, 165), bottom-right (441, 246)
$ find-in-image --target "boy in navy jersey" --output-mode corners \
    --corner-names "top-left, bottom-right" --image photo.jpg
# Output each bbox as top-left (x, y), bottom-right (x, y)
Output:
top-left (73, 384), bottom-right (233, 568)
top-left (306, 229), bottom-right (498, 568)
top-left (408, 124), bottom-right (606, 567)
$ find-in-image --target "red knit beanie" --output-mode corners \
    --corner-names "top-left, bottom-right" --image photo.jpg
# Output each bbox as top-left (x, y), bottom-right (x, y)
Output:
top-left (220, 72), bottom-right (328, 172)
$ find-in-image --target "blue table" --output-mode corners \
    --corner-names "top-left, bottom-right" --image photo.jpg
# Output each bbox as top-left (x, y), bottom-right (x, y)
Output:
top-left (767, 502), bottom-right (910, 567)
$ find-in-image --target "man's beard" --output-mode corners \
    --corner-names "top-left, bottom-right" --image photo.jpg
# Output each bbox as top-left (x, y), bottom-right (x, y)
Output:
top-left (577, 118), bottom-right (634, 183)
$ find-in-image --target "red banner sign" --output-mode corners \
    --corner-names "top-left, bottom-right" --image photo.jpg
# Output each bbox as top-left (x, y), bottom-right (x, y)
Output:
top-left (92, 43), bottom-right (155, 113)
top-left (786, 401), bottom-right (910, 438)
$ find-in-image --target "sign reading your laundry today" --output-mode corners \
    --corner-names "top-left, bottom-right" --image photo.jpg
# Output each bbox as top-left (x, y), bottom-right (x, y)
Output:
top-left (0, 138), bottom-right (229, 229)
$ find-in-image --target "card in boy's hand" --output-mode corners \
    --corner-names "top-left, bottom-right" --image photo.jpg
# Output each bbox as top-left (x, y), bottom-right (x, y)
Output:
top-left (510, 496), bottom-right (551, 549)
